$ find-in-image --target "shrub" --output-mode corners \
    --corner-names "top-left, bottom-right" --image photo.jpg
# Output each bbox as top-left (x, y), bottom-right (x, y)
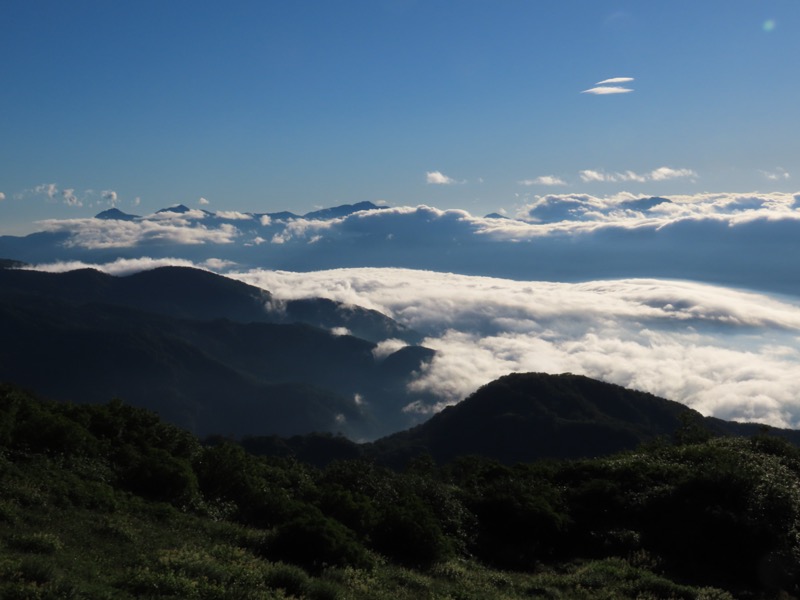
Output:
top-left (263, 562), bottom-right (311, 597)
top-left (265, 512), bottom-right (372, 573)
top-left (8, 532), bottom-right (63, 554)
top-left (371, 498), bottom-right (452, 569)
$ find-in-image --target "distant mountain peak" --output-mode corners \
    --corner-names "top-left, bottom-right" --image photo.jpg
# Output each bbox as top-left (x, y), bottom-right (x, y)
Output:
top-left (94, 208), bottom-right (140, 221)
top-left (156, 204), bottom-right (192, 214)
top-left (302, 201), bottom-right (386, 221)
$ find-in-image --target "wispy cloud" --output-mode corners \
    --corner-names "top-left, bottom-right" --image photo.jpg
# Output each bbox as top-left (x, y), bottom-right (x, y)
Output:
top-left (102, 190), bottom-right (118, 206)
top-left (650, 167), bottom-right (696, 181)
top-left (581, 86), bottom-right (634, 95)
top-left (579, 167), bottom-right (696, 183)
top-left (61, 189), bottom-right (82, 207)
top-left (215, 211), bottom-right (253, 221)
top-left (596, 77), bottom-right (635, 85)
top-left (519, 176), bottom-right (566, 186)
top-left (426, 170), bottom-right (459, 185)
top-left (582, 76), bottom-right (635, 95)
top-left (761, 168), bottom-right (791, 181)
top-left (0, 192), bottom-right (6, 201)
top-left (27, 256), bottom-right (238, 276)
top-left (35, 183), bottom-right (59, 199)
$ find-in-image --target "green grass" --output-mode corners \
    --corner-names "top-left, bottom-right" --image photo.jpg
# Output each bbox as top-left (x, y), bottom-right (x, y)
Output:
top-left (0, 387), bottom-right (766, 599)
top-left (0, 479), bottom-right (735, 600)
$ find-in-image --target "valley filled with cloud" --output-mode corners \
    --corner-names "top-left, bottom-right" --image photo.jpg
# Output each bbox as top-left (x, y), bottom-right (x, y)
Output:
top-left (11, 189), bottom-right (800, 431)
top-left (230, 268), bottom-right (800, 428)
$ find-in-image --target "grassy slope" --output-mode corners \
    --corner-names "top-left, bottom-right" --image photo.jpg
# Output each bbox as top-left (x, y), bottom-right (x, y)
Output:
top-left (0, 384), bottom-right (758, 599)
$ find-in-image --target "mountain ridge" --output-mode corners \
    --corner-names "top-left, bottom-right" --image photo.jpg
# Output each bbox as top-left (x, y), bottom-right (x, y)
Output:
top-left (365, 372), bottom-right (800, 465)
top-left (0, 265), bottom-right (434, 438)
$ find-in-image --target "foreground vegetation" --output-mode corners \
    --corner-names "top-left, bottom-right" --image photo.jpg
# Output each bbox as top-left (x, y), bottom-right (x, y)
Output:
top-left (1, 384), bottom-right (798, 598)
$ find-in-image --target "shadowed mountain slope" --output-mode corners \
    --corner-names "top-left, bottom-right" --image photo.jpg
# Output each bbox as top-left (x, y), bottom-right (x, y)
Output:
top-left (0, 265), bottom-right (419, 344)
top-left (0, 267), bottom-right (433, 438)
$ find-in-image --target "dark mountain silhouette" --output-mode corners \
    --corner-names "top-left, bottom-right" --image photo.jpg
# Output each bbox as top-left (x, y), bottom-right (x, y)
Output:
top-left (302, 201), bottom-right (385, 220)
top-left (155, 204), bottom-right (208, 215)
top-left (0, 266), bottom-right (433, 438)
top-left (0, 258), bottom-right (27, 269)
top-left (259, 210), bottom-right (299, 221)
top-left (618, 196), bottom-right (671, 212)
top-left (0, 266), bottom-right (419, 344)
top-left (367, 372), bottom-right (800, 466)
top-left (95, 207), bottom-right (140, 220)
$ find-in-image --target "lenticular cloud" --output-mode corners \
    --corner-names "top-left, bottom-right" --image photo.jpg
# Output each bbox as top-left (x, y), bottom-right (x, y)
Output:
top-left (232, 268), bottom-right (800, 428)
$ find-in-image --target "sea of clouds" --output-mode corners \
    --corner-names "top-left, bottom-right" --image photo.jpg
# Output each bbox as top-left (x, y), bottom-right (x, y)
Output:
top-left (24, 191), bottom-right (800, 296)
top-left (230, 268), bottom-right (800, 428)
top-left (27, 256), bottom-right (800, 429)
top-left (21, 190), bottom-right (800, 428)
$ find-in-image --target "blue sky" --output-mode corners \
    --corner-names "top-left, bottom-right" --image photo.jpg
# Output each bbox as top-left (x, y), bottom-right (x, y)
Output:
top-left (2, 0), bottom-right (799, 233)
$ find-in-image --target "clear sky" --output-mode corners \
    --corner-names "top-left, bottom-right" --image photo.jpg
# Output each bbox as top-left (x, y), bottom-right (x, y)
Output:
top-left (2, 0), bottom-right (798, 233)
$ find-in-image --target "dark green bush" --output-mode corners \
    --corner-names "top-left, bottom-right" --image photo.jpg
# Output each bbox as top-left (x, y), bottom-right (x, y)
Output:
top-left (371, 497), bottom-right (452, 569)
top-left (265, 511), bottom-right (372, 573)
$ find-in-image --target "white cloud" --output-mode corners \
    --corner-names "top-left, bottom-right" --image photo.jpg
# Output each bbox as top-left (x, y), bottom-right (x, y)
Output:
top-left (148, 208), bottom-right (208, 221)
top-left (581, 86), bottom-right (633, 95)
top-left (27, 256), bottom-right (199, 275)
top-left (198, 197), bottom-right (210, 205)
top-left (35, 183), bottom-right (58, 199)
top-left (268, 217), bottom-right (339, 244)
top-left (372, 338), bottom-right (410, 360)
top-left (61, 189), bottom-right (82, 207)
top-left (519, 176), bottom-right (566, 186)
top-left (426, 170), bottom-right (458, 185)
top-left (0, 192), bottom-right (5, 201)
top-left (761, 168), bottom-right (791, 181)
top-left (27, 256), bottom-right (239, 276)
top-left (650, 166), bottom-right (696, 181)
top-left (259, 215), bottom-right (272, 226)
top-left (579, 167), bottom-right (696, 183)
top-left (230, 267), bottom-right (800, 427)
top-left (596, 77), bottom-right (635, 85)
top-left (578, 169), bottom-right (608, 183)
top-left (201, 258), bottom-right (238, 271)
top-left (37, 216), bottom-right (239, 248)
top-left (102, 190), bottom-right (118, 205)
top-left (215, 210), bottom-right (253, 220)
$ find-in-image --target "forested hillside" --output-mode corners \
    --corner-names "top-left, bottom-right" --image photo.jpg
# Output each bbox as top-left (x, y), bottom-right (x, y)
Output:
top-left (2, 383), bottom-right (798, 599)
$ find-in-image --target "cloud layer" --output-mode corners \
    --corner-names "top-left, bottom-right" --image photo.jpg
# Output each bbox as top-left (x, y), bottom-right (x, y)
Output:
top-left (11, 191), bottom-right (800, 299)
top-left (25, 255), bottom-right (800, 430)
top-left (228, 268), bottom-right (800, 428)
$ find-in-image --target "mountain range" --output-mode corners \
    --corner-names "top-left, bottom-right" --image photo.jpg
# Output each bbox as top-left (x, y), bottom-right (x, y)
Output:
top-left (0, 263), bottom-right (432, 439)
top-left (3, 256), bottom-right (800, 459)
top-left (2, 196), bottom-right (800, 459)
top-left (4, 195), bottom-right (800, 296)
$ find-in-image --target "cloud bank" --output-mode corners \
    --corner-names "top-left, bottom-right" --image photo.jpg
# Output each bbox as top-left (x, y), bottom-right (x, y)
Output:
top-left (12, 191), bottom-right (800, 298)
top-left (25, 255), bottom-right (800, 430)
top-left (229, 268), bottom-right (800, 429)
